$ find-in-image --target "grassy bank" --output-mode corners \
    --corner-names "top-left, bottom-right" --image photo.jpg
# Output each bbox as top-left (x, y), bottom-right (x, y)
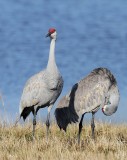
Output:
top-left (0, 122), bottom-right (127, 160)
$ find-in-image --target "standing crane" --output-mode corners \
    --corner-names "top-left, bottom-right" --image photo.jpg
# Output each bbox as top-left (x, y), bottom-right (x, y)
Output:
top-left (55, 68), bottom-right (120, 144)
top-left (19, 28), bottom-right (64, 138)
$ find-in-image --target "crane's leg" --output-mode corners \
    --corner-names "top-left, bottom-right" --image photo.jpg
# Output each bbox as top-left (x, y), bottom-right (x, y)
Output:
top-left (77, 113), bottom-right (85, 145)
top-left (33, 110), bottom-right (36, 138)
top-left (46, 105), bottom-right (53, 140)
top-left (91, 112), bottom-right (95, 139)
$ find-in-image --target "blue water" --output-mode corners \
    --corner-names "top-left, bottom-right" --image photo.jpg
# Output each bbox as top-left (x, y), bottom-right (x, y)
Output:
top-left (0, 0), bottom-right (127, 123)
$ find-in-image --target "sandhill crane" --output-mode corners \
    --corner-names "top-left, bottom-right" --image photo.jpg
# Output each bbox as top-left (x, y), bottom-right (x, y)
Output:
top-left (55, 68), bottom-right (120, 144)
top-left (19, 28), bottom-right (64, 138)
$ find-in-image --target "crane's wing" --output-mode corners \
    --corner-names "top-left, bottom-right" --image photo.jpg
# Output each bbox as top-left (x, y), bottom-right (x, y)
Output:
top-left (20, 71), bottom-right (49, 110)
top-left (69, 73), bottom-right (110, 115)
top-left (20, 70), bottom-right (64, 113)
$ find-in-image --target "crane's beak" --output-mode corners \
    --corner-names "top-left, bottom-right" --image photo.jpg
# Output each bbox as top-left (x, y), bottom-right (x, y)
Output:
top-left (46, 32), bottom-right (51, 37)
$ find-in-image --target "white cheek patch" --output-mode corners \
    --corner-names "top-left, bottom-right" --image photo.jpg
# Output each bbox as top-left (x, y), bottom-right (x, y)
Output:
top-left (51, 31), bottom-right (57, 39)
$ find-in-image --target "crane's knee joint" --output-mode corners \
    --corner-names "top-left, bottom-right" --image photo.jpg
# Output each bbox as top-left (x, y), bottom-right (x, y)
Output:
top-left (91, 123), bottom-right (95, 128)
top-left (46, 120), bottom-right (50, 128)
top-left (79, 122), bottom-right (83, 129)
top-left (33, 119), bottom-right (36, 125)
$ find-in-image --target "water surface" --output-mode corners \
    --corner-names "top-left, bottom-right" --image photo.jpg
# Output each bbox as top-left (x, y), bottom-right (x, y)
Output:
top-left (0, 0), bottom-right (127, 123)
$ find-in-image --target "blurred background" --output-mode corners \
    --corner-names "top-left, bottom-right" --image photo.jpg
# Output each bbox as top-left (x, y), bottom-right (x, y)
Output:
top-left (0, 0), bottom-right (127, 123)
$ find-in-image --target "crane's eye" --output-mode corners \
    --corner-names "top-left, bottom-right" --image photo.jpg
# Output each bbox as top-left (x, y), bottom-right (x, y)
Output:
top-left (107, 100), bottom-right (111, 105)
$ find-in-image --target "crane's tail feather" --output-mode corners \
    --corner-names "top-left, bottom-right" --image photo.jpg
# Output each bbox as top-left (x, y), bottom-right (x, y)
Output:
top-left (20, 107), bottom-right (32, 121)
top-left (55, 107), bottom-right (79, 131)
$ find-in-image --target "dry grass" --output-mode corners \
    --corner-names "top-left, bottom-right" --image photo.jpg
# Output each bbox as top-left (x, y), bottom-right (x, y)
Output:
top-left (0, 121), bottom-right (127, 160)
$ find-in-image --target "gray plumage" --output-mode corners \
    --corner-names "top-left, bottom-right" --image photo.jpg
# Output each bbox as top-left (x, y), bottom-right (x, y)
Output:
top-left (19, 28), bottom-right (63, 138)
top-left (55, 68), bottom-right (120, 143)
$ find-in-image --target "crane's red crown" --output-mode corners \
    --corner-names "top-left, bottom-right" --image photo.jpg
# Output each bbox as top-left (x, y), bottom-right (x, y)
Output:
top-left (48, 28), bottom-right (56, 34)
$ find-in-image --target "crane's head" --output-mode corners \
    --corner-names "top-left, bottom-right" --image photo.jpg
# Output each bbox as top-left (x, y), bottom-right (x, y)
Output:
top-left (102, 85), bottom-right (120, 116)
top-left (46, 28), bottom-right (57, 40)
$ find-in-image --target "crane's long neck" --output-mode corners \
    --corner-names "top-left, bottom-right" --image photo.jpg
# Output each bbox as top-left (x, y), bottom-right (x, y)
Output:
top-left (47, 38), bottom-right (57, 72)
